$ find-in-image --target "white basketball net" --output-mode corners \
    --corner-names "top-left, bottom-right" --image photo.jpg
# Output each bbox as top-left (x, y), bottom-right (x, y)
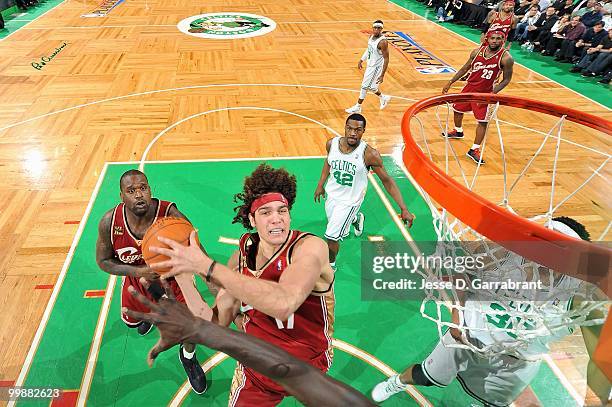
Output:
top-left (406, 100), bottom-right (611, 359)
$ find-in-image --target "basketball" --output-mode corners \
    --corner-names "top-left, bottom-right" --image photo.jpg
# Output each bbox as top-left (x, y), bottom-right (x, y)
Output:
top-left (142, 217), bottom-right (199, 274)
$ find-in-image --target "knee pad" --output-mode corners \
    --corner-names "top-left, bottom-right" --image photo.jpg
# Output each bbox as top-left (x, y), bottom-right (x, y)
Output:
top-left (412, 364), bottom-right (434, 386)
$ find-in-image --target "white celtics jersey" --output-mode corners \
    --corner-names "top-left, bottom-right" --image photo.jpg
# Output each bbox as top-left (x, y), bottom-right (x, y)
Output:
top-left (366, 35), bottom-right (386, 68)
top-left (463, 262), bottom-right (583, 360)
top-left (325, 137), bottom-right (369, 205)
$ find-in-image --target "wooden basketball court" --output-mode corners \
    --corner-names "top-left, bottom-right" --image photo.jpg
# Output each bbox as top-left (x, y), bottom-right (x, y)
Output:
top-left (0, 0), bottom-right (609, 405)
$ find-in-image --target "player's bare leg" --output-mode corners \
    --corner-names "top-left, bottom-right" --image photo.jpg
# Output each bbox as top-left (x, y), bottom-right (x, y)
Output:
top-left (466, 121), bottom-right (488, 165)
top-left (442, 111), bottom-right (465, 139)
top-left (326, 238), bottom-right (340, 269)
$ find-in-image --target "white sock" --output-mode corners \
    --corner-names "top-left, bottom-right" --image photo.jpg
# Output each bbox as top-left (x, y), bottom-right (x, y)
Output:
top-left (395, 374), bottom-right (407, 387)
top-left (455, 126), bottom-right (463, 132)
top-left (183, 346), bottom-right (195, 359)
top-left (471, 144), bottom-right (480, 150)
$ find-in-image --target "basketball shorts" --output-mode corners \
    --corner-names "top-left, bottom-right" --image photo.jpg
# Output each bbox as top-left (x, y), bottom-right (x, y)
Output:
top-left (361, 65), bottom-right (384, 92)
top-left (120, 275), bottom-right (185, 326)
top-left (420, 331), bottom-right (541, 407)
top-left (452, 100), bottom-right (494, 122)
top-left (324, 196), bottom-right (362, 242)
top-left (228, 353), bottom-right (330, 407)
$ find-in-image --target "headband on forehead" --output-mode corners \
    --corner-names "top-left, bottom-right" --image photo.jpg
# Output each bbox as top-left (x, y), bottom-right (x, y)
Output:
top-left (373, 22), bottom-right (384, 28)
top-left (486, 29), bottom-right (506, 39)
top-left (250, 193), bottom-right (289, 214)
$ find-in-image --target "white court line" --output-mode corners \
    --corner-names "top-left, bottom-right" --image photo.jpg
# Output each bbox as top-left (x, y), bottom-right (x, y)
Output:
top-left (391, 155), bottom-right (586, 405)
top-left (77, 109), bottom-right (434, 406)
top-left (168, 339), bottom-right (432, 406)
top-left (0, 83), bottom-right (415, 133)
top-left (385, 0), bottom-right (610, 111)
top-left (0, 0), bottom-right (71, 42)
top-left (20, 19), bottom-right (428, 30)
top-left (7, 162), bottom-right (109, 407)
top-left (515, 80), bottom-right (555, 84)
top-left (77, 275), bottom-right (117, 406)
top-left (139, 106), bottom-right (344, 168)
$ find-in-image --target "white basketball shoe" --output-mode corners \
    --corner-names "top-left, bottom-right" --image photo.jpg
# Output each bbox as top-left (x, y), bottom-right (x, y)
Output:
top-left (371, 374), bottom-right (408, 402)
top-left (379, 94), bottom-right (391, 110)
top-left (345, 104), bottom-right (362, 114)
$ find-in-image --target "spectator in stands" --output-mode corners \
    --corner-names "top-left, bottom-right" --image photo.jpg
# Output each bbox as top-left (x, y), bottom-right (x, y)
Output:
top-left (522, 6), bottom-right (560, 47)
top-left (541, 15), bottom-right (586, 55)
top-left (572, 0), bottom-right (596, 16)
top-left (516, 5), bottom-right (542, 41)
top-left (534, 14), bottom-right (571, 49)
top-left (603, 10), bottom-right (611, 29)
top-left (0, 12), bottom-right (4, 30)
top-left (570, 28), bottom-right (612, 76)
top-left (599, 67), bottom-right (611, 82)
top-left (539, 0), bottom-right (552, 11)
top-left (581, 2), bottom-right (604, 26)
top-left (555, 20), bottom-right (607, 60)
top-left (557, 0), bottom-right (578, 14)
top-left (516, 0), bottom-right (536, 17)
top-left (437, 0), bottom-right (462, 22)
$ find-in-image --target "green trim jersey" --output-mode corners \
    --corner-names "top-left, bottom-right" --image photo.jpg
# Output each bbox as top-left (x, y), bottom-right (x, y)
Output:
top-left (366, 35), bottom-right (386, 68)
top-left (325, 137), bottom-right (369, 206)
top-left (463, 256), bottom-right (582, 360)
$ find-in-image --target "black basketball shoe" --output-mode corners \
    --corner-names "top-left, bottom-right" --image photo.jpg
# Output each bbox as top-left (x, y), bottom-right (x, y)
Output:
top-left (179, 344), bottom-right (208, 394)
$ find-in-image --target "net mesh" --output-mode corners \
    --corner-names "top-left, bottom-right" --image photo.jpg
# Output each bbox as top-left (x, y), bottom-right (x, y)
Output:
top-left (404, 95), bottom-right (611, 358)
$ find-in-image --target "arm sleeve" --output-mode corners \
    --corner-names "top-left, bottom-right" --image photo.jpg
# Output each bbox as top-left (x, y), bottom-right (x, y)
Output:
top-left (360, 49), bottom-right (368, 62)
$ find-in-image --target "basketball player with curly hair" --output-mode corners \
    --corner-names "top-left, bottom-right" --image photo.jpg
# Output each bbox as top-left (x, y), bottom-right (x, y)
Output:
top-left (148, 163), bottom-right (335, 407)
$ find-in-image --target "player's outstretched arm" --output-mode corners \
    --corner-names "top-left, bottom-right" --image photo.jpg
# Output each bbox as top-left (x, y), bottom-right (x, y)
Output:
top-left (124, 281), bottom-right (375, 407)
top-left (492, 53), bottom-right (514, 93)
top-left (150, 233), bottom-right (325, 321)
top-left (95, 209), bottom-right (158, 280)
top-left (366, 147), bottom-right (415, 227)
top-left (442, 48), bottom-right (479, 93)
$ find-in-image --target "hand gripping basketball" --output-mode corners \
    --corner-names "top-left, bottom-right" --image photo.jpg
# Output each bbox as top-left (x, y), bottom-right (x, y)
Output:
top-left (148, 231), bottom-right (209, 279)
top-left (142, 217), bottom-right (202, 275)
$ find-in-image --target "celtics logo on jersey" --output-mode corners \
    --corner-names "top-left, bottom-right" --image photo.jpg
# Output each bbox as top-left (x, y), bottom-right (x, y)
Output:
top-left (330, 159), bottom-right (357, 187)
top-left (177, 13), bottom-right (277, 39)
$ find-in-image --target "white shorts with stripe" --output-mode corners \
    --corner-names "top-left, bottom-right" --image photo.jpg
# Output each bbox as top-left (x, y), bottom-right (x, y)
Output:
top-left (361, 64), bottom-right (383, 92)
top-left (324, 196), bottom-right (362, 242)
top-left (421, 331), bottom-right (541, 407)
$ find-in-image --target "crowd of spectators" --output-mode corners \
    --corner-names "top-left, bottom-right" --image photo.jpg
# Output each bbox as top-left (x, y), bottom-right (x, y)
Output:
top-left (419, 0), bottom-right (611, 84)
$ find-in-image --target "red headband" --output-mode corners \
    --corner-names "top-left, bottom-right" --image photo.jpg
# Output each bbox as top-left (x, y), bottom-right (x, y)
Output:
top-left (250, 193), bottom-right (289, 214)
top-left (487, 29), bottom-right (506, 39)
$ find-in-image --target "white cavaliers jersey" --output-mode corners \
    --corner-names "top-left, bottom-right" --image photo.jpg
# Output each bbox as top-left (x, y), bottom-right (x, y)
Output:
top-left (325, 137), bottom-right (369, 206)
top-left (463, 257), bottom-right (583, 360)
top-left (366, 35), bottom-right (386, 68)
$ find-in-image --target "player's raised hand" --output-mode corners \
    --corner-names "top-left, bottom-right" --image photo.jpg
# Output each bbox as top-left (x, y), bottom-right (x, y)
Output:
top-left (123, 280), bottom-right (204, 367)
top-left (314, 186), bottom-right (326, 203)
top-left (150, 231), bottom-right (207, 277)
top-left (357, 60), bottom-right (363, 70)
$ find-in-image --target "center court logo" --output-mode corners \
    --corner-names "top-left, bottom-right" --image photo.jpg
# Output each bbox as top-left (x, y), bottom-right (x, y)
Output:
top-left (177, 13), bottom-right (276, 39)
